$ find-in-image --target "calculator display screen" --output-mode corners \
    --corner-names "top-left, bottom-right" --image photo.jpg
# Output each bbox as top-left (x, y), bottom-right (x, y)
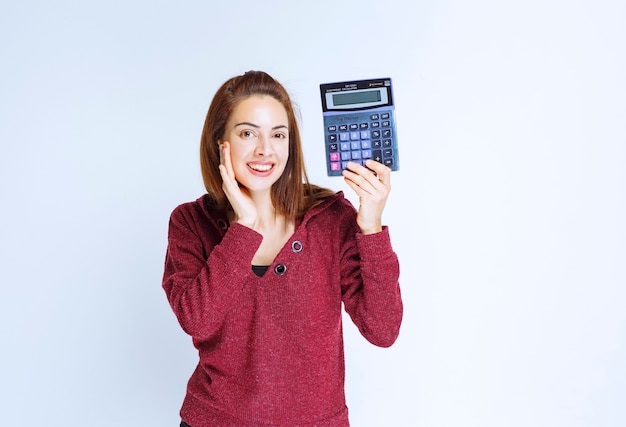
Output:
top-left (324, 87), bottom-right (389, 110)
top-left (332, 89), bottom-right (381, 106)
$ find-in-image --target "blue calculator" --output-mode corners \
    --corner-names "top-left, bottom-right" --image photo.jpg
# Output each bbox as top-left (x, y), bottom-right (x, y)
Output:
top-left (320, 77), bottom-right (399, 176)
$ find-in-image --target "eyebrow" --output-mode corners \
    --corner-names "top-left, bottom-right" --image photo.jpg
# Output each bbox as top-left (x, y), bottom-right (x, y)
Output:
top-left (234, 122), bottom-right (288, 130)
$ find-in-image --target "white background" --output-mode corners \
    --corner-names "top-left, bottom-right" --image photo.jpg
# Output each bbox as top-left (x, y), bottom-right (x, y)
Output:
top-left (1, 1), bottom-right (625, 426)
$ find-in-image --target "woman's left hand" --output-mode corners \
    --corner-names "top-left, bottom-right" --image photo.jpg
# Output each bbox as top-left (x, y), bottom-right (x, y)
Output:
top-left (342, 160), bottom-right (391, 235)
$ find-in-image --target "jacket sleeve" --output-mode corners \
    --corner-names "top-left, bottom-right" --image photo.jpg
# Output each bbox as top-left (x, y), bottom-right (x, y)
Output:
top-left (162, 205), bottom-right (263, 341)
top-left (341, 225), bottom-right (403, 348)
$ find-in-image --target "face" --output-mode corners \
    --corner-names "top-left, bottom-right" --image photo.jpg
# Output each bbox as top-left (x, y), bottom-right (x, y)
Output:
top-left (221, 95), bottom-right (290, 194)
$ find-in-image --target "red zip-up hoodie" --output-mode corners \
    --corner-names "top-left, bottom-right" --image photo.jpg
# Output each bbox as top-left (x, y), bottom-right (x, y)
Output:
top-left (163, 192), bottom-right (403, 426)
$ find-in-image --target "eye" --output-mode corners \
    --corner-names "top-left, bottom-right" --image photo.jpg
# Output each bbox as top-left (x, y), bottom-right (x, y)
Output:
top-left (240, 130), bottom-right (256, 139)
top-left (273, 131), bottom-right (288, 140)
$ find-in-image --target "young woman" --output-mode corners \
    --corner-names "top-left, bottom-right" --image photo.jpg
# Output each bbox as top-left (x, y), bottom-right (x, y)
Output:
top-left (162, 71), bottom-right (403, 427)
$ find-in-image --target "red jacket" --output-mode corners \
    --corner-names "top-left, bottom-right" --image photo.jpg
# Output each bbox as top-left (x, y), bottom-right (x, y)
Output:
top-left (163, 192), bottom-right (403, 426)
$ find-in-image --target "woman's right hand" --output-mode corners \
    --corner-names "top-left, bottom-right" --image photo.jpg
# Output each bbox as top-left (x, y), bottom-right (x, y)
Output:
top-left (218, 141), bottom-right (258, 228)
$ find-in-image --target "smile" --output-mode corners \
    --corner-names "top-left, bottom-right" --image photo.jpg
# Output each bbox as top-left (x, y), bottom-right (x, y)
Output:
top-left (247, 163), bottom-right (274, 172)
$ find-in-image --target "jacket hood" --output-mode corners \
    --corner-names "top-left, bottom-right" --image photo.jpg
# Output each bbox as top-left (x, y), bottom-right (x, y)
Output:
top-left (199, 190), bottom-right (351, 230)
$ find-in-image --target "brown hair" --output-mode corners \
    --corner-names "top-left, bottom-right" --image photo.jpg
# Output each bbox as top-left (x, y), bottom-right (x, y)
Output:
top-left (200, 71), bottom-right (333, 220)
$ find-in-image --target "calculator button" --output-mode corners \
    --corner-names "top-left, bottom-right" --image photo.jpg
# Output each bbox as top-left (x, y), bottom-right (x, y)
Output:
top-left (351, 151), bottom-right (361, 160)
top-left (372, 150), bottom-right (383, 163)
top-left (362, 150), bottom-right (372, 159)
top-left (329, 143), bottom-right (338, 151)
top-left (360, 130), bottom-right (370, 140)
top-left (329, 152), bottom-right (340, 162)
top-left (328, 125), bottom-right (337, 132)
top-left (382, 120), bottom-right (391, 128)
top-left (382, 129), bottom-right (392, 138)
top-left (359, 123), bottom-right (369, 129)
top-left (381, 113), bottom-right (390, 120)
top-left (371, 130), bottom-right (381, 139)
top-left (342, 161), bottom-right (350, 170)
top-left (328, 134), bottom-right (337, 143)
top-left (339, 124), bottom-right (348, 131)
top-left (383, 148), bottom-right (393, 158)
top-left (350, 132), bottom-right (360, 140)
top-left (340, 142), bottom-right (350, 151)
top-left (341, 151), bottom-right (351, 161)
top-left (370, 113), bottom-right (380, 120)
top-left (349, 123), bottom-right (359, 130)
top-left (330, 162), bottom-right (341, 171)
top-left (384, 158), bottom-right (394, 167)
top-left (351, 141), bottom-right (361, 150)
top-left (361, 140), bottom-right (371, 149)
top-left (371, 121), bottom-right (380, 128)
top-left (372, 140), bottom-right (382, 148)
top-left (339, 132), bottom-right (350, 142)
top-left (383, 139), bottom-right (392, 147)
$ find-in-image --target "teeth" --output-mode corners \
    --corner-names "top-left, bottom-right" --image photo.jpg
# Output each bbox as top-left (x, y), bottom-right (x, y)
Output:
top-left (248, 163), bottom-right (273, 172)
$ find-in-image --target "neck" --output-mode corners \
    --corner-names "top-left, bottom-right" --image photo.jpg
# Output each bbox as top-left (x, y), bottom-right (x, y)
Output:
top-left (250, 188), bottom-right (273, 214)
top-left (248, 190), bottom-right (290, 231)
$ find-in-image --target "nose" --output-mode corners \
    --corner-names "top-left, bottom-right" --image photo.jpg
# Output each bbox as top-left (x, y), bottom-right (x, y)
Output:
top-left (254, 133), bottom-right (274, 156)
